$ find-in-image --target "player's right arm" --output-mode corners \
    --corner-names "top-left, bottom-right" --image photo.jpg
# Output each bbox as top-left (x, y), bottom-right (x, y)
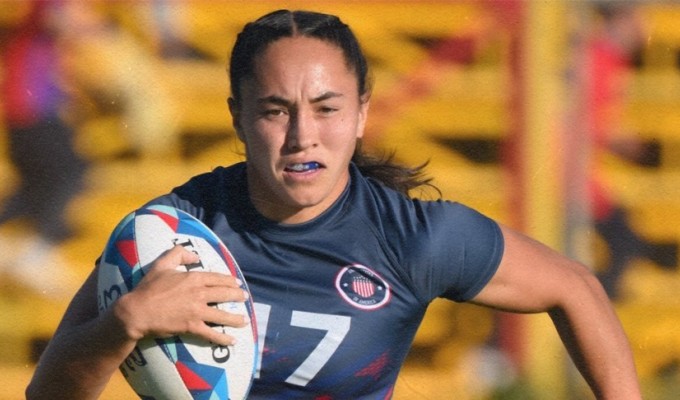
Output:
top-left (26, 246), bottom-right (249, 400)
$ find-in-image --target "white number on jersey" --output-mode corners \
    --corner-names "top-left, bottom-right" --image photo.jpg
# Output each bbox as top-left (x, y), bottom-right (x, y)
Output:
top-left (253, 302), bottom-right (352, 387)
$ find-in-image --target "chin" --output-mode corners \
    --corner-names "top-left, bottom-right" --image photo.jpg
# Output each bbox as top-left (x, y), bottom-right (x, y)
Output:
top-left (284, 188), bottom-right (333, 208)
top-left (285, 193), bottom-right (324, 209)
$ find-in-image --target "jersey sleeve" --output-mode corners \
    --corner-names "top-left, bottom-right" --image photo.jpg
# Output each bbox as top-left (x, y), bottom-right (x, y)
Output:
top-left (390, 200), bottom-right (504, 303)
top-left (143, 185), bottom-right (204, 218)
top-left (142, 166), bottom-right (233, 220)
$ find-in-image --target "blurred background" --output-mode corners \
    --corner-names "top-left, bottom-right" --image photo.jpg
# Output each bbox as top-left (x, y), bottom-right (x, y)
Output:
top-left (1, 0), bottom-right (679, 399)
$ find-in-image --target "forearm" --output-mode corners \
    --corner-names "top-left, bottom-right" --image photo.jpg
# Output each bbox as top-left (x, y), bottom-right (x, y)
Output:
top-left (472, 226), bottom-right (642, 398)
top-left (549, 274), bottom-right (641, 399)
top-left (26, 302), bottom-right (137, 400)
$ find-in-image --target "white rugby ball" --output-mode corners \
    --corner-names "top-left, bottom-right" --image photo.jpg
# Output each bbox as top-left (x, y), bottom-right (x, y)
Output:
top-left (97, 205), bottom-right (257, 400)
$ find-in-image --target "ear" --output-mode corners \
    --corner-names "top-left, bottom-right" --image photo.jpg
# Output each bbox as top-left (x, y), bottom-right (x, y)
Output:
top-left (356, 97), bottom-right (369, 139)
top-left (228, 97), bottom-right (245, 142)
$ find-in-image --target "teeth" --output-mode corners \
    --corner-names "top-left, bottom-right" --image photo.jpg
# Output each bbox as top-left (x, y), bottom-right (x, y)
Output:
top-left (288, 162), bottom-right (319, 172)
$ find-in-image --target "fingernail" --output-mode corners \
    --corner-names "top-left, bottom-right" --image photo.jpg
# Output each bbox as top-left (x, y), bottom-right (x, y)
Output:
top-left (235, 278), bottom-right (243, 286)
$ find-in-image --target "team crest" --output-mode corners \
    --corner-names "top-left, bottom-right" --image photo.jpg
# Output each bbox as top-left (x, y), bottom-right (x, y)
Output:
top-left (335, 264), bottom-right (391, 310)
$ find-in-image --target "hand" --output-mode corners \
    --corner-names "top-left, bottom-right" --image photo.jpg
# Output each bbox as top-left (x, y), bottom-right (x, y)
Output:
top-left (113, 245), bottom-right (249, 346)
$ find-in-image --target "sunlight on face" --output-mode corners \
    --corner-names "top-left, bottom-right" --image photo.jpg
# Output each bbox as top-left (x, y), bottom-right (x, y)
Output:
top-left (231, 36), bottom-right (368, 224)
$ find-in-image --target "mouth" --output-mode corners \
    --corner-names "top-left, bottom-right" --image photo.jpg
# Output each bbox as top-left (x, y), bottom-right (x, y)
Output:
top-left (284, 161), bottom-right (322, 173)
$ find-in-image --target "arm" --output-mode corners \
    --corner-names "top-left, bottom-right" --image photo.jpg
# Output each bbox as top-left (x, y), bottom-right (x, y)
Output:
top-left (470, 225), bottom-right (641, 400)
top-left (26, 246), bottom-right (249, 400)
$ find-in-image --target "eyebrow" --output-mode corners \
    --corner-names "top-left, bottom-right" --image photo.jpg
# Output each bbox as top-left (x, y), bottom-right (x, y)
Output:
top-left (257, 91), bottom-right (344, 106)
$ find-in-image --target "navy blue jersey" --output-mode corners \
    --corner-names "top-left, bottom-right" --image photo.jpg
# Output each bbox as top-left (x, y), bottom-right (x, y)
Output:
top-left (147, 162), bottom-right (503, 399)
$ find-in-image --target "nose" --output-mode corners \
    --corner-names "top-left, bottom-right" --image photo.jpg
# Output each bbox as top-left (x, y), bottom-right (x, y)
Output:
top-left (286, 110), bottom-right (317, 151)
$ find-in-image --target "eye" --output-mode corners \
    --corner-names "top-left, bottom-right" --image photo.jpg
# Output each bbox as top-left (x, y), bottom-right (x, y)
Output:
top-left (262, 108), bottom-right (287, 118)
top-left (317, 105), bottom-right (338, 116)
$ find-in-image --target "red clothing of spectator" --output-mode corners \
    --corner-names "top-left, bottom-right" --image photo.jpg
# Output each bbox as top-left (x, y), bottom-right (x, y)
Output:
top-left (585, 35), bottom-right (632, 221)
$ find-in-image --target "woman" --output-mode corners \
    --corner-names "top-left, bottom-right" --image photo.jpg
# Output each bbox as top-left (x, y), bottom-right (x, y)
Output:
top-left (27, 9), bottom-right (641, 399)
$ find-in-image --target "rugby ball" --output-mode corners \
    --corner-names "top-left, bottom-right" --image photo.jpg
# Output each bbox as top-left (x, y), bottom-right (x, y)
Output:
top-left (97, 205), bottom-right (257, 400)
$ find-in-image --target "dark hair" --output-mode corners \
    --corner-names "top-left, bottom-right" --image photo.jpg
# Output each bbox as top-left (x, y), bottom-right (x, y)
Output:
top-left (229, 9), bottom-right (369, 103)
top-left (229, 9), bottom-right (436, 197)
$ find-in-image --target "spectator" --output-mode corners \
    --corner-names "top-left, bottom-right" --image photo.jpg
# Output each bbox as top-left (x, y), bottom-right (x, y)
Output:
top-left (580, 2), bottom-right (677, 299)
top-left (0, 0), bottom-right (84, 298)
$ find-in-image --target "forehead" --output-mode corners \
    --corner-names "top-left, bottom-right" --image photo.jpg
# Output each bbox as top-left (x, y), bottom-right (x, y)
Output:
top-left (257, 36), bottom-right (347, 67)
top-left (245, 36), bottom-right (356, 93)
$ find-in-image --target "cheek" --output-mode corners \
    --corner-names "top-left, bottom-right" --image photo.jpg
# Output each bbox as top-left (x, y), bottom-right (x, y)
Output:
top-left (328, 116), bottom-right (363, 145)
top-left (242, 120), bottom-right (283, 151)
top-left (246, 134), bottom-right (279, 161)
top-left (322, 126), bottom-right (359, 160)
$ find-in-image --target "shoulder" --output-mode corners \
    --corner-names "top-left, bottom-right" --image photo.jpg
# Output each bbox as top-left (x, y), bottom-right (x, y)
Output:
top-left (175, 162), bottom-right (245, 195)
top-left (348, 163), bottom-right (411, 213)
top-left (350, 164), bottom-right (500, 261)
top-left (145, 162), bottom-right (247, 219)
top-left (350, 166), bottom-right (503, 301)
top-left (350, 164), bottom-right (488, 233)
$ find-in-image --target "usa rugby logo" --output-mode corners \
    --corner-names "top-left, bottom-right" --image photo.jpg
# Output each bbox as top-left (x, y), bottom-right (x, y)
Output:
top-left (335, 264), bottom-right (391, 310)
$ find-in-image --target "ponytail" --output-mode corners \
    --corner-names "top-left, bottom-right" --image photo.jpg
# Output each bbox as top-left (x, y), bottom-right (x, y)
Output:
top-left (352, 140), bottom-right (439, 198)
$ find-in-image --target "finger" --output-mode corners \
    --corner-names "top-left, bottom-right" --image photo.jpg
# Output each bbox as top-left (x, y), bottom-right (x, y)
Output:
top-left (193, 322), bottom-right (239, 347)
top-left (202, 306), bottom-right (250, 328)
top-left (152, 245), bottom-right (200, 272)
top-left (200, 286), bottom-right (249, 305)
top-left (180, 272), bottom-right (244, 291)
